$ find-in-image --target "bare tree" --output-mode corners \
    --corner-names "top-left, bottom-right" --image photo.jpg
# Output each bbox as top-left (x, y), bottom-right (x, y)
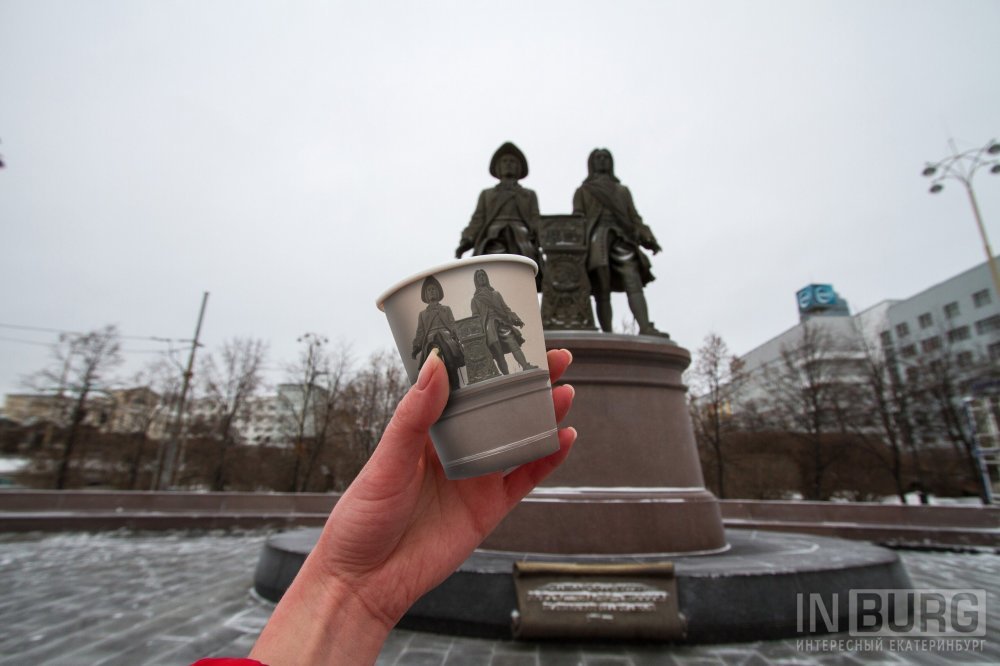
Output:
top-left (120, 359), bottom-right (179, 489)
top-left (347, 349), bottom-right (408, 459)
top-left (758, 320), bottom-right (859, 500)
top-left (853, 327), bottom-right (920, 503)
top-left (30, 326), bottom-right (123, 489)
top-left (615, 315), bottom-right (639, 335)
top-left (688, 333), bottom-right (744, 498)
top-left (301, 342), bottom-right (354, 491)
top-left (200, 338), bottom-right (267, 491)
top-left (280, 333), bottom-right (325, 492)
top-left (280, 334), bottom-right (354, 492)
top-left (902, 332), bottom-right (997, 501)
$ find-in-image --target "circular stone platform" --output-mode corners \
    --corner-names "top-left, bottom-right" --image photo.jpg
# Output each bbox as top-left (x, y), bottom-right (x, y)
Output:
top-left (253, 528), bottom-right (912, 643)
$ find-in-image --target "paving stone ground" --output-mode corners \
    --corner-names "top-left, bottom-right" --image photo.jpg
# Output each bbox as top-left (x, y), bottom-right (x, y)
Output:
top-left (0, 530), bottom-right (996, 665)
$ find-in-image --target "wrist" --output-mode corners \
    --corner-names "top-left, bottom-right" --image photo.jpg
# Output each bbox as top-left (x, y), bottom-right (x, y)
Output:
top-left (250, 559), bottom-right (392, 666)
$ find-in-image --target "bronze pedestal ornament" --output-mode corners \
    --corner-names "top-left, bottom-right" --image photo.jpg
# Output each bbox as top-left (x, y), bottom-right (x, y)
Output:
top-left (539, 215), bottom-right (597, 330)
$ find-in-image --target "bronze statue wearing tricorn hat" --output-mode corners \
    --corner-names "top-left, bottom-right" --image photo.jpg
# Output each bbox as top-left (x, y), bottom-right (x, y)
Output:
top-left (488, 141), bottom-right (529, 179)
top-left (456, 142), bottom-right (543, 289)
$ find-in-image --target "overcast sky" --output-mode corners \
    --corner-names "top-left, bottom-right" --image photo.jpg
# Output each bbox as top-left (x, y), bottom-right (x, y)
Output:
top-left (2, 0), bottom-right (999, 398)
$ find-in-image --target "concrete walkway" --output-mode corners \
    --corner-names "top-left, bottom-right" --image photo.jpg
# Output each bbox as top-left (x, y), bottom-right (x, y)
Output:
top-left (0, 530), bottom-right (996, 665)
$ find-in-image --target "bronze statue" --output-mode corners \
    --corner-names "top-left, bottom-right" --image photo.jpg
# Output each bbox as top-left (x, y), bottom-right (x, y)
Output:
top-left (411, 276), bottom-right (464, 390)
top-left (456, 143), bottom-right (542, 287)
top-left (470, 269), bottom-right (537, 374)
top-left (573, 148), bottom-right (667, 337)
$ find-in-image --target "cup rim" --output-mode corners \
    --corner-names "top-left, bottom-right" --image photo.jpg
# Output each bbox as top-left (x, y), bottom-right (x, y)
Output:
top-left (375, 254), bottom-right (539, 311)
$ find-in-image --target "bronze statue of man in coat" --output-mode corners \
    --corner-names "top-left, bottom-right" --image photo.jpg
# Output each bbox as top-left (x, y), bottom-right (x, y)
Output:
top-left (455, 142), bottom-right (542, 288)
top-left (573, 148), bottom-right (668, 337)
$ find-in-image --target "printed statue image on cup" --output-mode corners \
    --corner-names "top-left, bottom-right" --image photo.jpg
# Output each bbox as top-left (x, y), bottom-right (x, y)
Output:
top-left (378, 255), bottom-right (559, 479)
top-left (411, 275), bottom-right (465, 391)
top-left (471, 268), bottom-right (537, 376)
top-left (411, 269), bottom-right (538, 392)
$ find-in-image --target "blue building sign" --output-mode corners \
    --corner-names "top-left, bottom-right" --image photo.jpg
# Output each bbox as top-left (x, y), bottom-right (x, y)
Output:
top-left (797, 284), bottom-right (840, 314)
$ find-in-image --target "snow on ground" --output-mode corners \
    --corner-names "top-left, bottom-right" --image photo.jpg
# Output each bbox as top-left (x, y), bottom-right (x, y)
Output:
top-left (0, 529), bottom-right (996, 665)
top-left (0, 456), bottom-right (29, 474)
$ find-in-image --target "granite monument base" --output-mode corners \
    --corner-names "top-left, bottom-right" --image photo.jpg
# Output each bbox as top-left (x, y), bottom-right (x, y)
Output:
top-left (480, 332), bottom-right (726, 555)
top-left (253, 528), bottom-right (913, 643)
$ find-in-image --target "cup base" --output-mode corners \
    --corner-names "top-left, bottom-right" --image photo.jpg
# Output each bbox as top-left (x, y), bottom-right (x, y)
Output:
top-left (443, 428), bottom-right (560, 480)
top-left (430, 368), bottom-right (558, 480)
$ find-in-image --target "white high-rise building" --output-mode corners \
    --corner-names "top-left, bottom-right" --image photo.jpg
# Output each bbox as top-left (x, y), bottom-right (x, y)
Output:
top-left (881, 261), bottom-right (1000, 374)
top-left (735, 259), bottom-right (1000, 456)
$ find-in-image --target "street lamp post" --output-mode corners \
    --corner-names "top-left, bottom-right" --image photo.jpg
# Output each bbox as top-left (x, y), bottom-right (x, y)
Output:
top-left (922, 138), bottom-right (1000, 298)
top-left (923, 138), bottom-right (1000, 505)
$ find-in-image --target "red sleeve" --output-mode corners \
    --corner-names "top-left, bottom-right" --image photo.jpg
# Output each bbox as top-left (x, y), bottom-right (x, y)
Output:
top-left (190, 660), bottom-right (266, 666)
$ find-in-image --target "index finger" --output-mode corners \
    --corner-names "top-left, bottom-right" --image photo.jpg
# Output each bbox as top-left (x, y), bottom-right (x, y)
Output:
top-left (547, 348), bottom-right (572, 384)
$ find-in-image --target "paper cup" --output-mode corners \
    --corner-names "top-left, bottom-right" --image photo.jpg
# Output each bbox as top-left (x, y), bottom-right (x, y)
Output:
top-left (377, 255), bottom-right (559, 479)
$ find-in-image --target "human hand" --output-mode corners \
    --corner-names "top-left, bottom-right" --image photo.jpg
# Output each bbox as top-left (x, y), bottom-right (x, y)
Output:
top-left (251, 348), bottom-right (576, 665)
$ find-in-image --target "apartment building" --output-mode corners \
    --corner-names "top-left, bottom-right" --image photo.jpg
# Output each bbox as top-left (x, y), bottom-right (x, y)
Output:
top-left (732, 259), bottom-right (999, 498)
top-left (1, 383), bottom-right (323, 448)
top-left (880, 260), bottom-right (1000, 376)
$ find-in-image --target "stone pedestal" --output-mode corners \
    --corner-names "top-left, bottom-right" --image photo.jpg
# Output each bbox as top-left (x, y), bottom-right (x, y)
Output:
top-left (481, 331), bottom-right (727, 555)
top-left (256, 529), bottom-right (913, 642)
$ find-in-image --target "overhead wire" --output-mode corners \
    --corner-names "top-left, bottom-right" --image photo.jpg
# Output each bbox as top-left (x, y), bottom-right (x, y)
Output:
top-left (0, 335), bottom-right (53, 348)
top-left (0, 321), bottom-right (193, 343)
top-left (0, 336), bottom-right (176, 355)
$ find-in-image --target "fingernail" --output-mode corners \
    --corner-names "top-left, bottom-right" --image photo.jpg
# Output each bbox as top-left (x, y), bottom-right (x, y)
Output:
top-left (417, 348), bottom-right (439, 389)
top-left (564, 383), bottom-right (575, 400)
top-left (562, 348), bottom-right (574, 363)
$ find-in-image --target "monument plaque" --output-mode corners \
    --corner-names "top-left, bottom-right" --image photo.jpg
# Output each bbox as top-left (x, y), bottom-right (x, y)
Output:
top-left (512, 562), bottom-right (686, 640)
